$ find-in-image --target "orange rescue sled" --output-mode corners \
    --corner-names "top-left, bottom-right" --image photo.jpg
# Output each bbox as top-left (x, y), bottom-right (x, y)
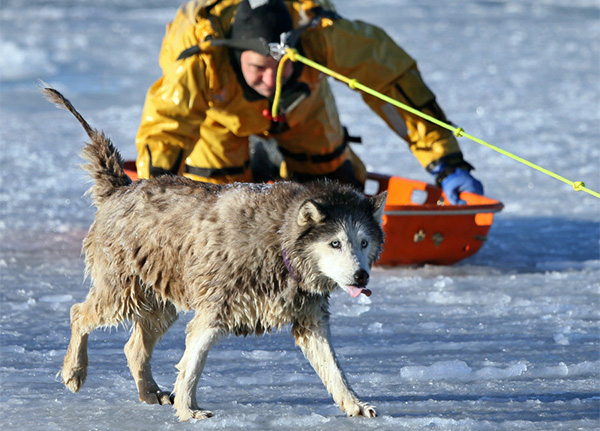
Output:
top-left (365, 173), bottom-right (503, 266)
top-left (123, 162), bottom-right (503, 266)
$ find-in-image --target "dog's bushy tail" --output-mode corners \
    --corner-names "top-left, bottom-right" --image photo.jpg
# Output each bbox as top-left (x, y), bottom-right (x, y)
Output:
top-left (43, 87), bottom-right (131, 206)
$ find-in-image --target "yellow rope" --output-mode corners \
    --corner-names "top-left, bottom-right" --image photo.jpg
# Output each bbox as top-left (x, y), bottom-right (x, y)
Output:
top-left (274, 47), bottom-right (599, 199)
top-left (271, 51), bottom-right (294, 119)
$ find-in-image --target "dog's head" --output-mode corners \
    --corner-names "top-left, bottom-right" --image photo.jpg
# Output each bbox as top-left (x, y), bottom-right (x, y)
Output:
top-left (284, 185), bottom-right (387, 297)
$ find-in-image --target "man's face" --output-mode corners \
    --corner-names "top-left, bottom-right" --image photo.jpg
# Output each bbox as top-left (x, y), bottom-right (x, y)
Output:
top-left (240, 50), bottom-right (294, 98)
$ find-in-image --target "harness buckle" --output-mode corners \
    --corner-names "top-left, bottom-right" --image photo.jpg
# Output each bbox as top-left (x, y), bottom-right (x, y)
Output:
top-left (268, 32), bottom-right (290, 61)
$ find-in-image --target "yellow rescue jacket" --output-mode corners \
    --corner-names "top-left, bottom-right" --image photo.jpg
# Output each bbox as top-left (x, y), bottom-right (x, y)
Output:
top-left (135, 0), bottom-right (461, 183)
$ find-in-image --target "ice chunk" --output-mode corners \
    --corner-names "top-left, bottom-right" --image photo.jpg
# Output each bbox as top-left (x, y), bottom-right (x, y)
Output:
top-left (401, 360), bottom-right (472, 381)
top-left (39, 294), bottom-right (73, 303)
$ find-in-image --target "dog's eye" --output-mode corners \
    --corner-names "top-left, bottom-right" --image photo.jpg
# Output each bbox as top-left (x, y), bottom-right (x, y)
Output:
top-left (361, 239), bottom-right (369, 248)
top-left (330, 240), bottom-right (341, 249)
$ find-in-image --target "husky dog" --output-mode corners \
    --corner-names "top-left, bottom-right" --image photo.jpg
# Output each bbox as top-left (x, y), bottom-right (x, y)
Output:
top-left (45, 88), bottom-right (386, 421)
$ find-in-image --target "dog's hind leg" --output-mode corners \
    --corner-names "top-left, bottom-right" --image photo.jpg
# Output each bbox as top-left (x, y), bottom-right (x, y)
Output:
top-left (61, 302), bottom-right (91, 393)
top-left (61, 280), bottom-right (124, 393)
top-left (124, 302), bottom-right (178, 406)
top-left (293, 320), bottom-right (377, 418)
top-left (172, 313), bottom-right (222, 421)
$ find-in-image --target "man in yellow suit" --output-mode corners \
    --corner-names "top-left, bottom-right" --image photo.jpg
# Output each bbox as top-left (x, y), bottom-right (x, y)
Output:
top-left (136, 0), bottom-right (483, 204)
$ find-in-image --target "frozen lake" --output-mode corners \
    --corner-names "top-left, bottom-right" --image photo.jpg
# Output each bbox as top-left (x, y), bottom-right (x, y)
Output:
top-left (1, 0), bottom-right (599, 429)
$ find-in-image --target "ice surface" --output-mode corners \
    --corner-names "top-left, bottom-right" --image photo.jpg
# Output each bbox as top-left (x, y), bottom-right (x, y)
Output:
top-left (1, 0), bottom-right (599, 430)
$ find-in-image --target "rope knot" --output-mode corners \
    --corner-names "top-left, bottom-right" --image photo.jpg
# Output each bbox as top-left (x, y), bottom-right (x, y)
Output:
top-left (454, 127), bottom-right (465, 137)
top-left (573, 181), bottom-right (585, 191)
top-left (285, 48), bottom-right (298, 62)
top-left (348, 79), bottom-right (358, 90)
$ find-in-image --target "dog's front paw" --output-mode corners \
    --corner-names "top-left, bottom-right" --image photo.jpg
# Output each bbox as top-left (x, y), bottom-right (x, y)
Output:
top-left (61, 366), bottom-right (87, 393)
top-left (157, 391), bottom-right (175, 405)
top-left (343, 400), bottom-right (377, 418)
top-left (176, 408), bottom-right (214, 422)
top-left (358, 402), bottom-right (377, 418)
top-left (140, 390), bottom-right (174, 405)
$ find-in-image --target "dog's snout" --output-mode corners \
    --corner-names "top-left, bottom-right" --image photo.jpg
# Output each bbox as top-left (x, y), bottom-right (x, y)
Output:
top-left (354, 269), bottom-right (369, 287)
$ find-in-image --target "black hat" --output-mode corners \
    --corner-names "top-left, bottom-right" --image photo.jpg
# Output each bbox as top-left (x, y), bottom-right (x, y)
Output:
top-left (228, 0), bottom-right (306, 103)
top-left (230, 0), bottom-right (294, 55)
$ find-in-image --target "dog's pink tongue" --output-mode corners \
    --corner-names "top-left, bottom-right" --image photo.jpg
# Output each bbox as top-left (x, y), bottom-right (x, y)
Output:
top-left (345, 286), bottom-right (372, 298)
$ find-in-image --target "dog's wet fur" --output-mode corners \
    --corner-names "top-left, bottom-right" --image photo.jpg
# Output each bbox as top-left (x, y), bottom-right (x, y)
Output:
top-left (45, 87), bottom-right (386, 421)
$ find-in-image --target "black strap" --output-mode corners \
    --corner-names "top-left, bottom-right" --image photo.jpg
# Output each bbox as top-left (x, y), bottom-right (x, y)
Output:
top-left (278, 139), bottom-right (347, 164)
top-left (343, 126), bottom-right (362, 144)
top-left (184, 161), bottom-right (250, 178)
top-left (276, 126), bottom-right (359, 163)
top-left (147, 145), bottom-right (184, 177)
top-left (177, 45), bottom-right (203, 61)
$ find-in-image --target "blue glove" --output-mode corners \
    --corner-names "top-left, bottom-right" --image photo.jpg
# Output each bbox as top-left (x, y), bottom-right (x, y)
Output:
top-left (441, 168), bottom-right (484, 205)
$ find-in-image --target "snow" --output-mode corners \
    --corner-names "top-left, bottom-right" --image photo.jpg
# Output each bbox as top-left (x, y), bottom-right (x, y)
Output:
top-left (1, 0), bottom-right (599, 430)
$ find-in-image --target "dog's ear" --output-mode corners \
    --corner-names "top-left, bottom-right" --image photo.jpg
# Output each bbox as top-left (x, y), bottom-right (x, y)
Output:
top-left (369, 191), bottom-right (387, 225)
top-left (297, 200), bottom-right (326, 226)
